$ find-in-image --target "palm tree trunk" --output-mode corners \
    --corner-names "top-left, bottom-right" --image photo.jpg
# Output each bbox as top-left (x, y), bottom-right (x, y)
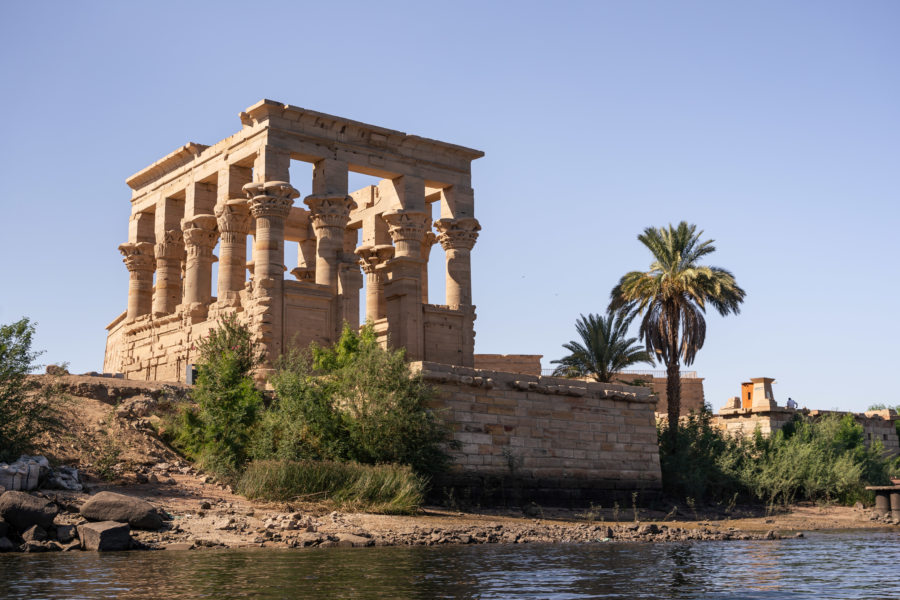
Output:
top-left (666, 357), bottom-right (681, 445)
top-left (665, 301), bottom-right (681, 447)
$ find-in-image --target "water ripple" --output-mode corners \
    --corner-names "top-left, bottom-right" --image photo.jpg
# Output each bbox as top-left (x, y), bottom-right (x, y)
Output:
top-left (0, 531), bottom-right (897, 599)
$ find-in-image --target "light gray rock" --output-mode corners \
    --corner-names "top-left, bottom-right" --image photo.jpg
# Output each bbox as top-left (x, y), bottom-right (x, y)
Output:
top-left (78, 521), bottom-right (131, 552)
top-left (80, 491), bottom-right (162, 530)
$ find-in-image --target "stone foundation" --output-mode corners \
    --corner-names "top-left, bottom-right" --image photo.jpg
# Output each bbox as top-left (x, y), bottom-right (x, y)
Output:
top-left (415, 362), bottom-right (662, 506)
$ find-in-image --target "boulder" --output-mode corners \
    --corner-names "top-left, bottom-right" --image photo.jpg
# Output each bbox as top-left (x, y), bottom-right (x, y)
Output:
top-left (0, 517), bottom-right (7, 538)
top-left (336, 533), bottom-right (373, 548)
top-left (78, 521), bottom-right (131, 552)
top-left (0, 491), bottom-right (58, 532)
top-left (21, 524), bottom-right (47, 542)
top-left (0, 537), bottom-right (15, 552)
top-left (80, 491), bottom-right (162, 530)
top-left (56, 524), bottom-right (77, 543)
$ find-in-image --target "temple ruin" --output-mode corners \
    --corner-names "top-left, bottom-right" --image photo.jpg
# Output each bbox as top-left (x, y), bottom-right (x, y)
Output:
top-left (105, 99), bottom-right (483, 380)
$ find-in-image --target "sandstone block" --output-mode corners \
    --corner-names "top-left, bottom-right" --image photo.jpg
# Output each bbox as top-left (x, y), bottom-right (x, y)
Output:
top-left (78, 521), bottom-right (131, 551)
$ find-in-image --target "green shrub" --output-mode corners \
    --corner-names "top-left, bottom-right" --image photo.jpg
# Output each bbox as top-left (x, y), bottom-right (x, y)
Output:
top-left (237, 459), bottom-right (425, 514)
top-left (252, 324), bottom-right (455, 477)
top-left (746, 414), bottom-right (890, 505)
top-left (0, 318), bottom-right (62, 461)
top-left (658, 408), bottom-right (893, 506)
top-left (171, 315), bottom-right (264, 481)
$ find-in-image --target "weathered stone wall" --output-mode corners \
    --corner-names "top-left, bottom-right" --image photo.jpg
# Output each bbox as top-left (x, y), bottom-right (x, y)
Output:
top-left (473, 354), bottom-right (543, 376)
top-left (714, 407), bottom-right (900, 456)
top-left (413, 362), bottom-right (662, 506)
top-left (612, 373), bottom-right (705, 416)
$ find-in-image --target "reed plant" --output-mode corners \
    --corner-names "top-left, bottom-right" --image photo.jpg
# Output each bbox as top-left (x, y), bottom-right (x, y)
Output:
top-left (237, 459), bottom-right (425, 514)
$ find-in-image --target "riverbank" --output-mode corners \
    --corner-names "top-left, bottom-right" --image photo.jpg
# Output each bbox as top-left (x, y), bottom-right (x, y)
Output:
top-left (23, 465), bottom-right (896, 552)
top-left (6, 373), bottom-right (895, 552)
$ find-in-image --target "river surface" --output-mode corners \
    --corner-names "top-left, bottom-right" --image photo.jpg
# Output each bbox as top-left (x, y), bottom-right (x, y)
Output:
top-left (1, 531), bottom-right (897, 599)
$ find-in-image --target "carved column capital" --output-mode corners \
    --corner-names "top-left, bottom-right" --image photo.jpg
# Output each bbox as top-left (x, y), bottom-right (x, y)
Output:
top-left (383, 211), bottom-right (430, 246)
top-left (182, 215), bottom-right (218, 261)
top-left (154, 229), bottom-right (185, 260)
top-left (304, 194), bottom-right (357, 232)
top-left (435, 217), bottom-right (481, 252)
top-left (215, 200), bottom-right (251, 240)
top-left (244, 181), bottom-right (298, 220)
top-left (118, 242), bottom-right (156, 272)
top-left (356, 244), bottom-right (395, 274)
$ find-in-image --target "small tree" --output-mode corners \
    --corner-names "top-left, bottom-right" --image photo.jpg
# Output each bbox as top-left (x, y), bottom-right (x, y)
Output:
top-left (257, 324), bottom-right (456, 477)
top-left (175, 315), bottom-right (264, 479)
top-left (550, 309), bottom-right (653, 382)
top-left (0, 318), bottom-right (61, 460)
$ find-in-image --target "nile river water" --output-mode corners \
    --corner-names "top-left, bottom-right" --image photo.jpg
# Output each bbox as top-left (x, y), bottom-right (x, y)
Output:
top-left (1, 531), bottom-right (897, 599)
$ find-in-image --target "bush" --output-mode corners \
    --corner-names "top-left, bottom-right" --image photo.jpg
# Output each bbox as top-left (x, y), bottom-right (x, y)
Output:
top-left (252, 324), bottom-right (455, 477)
top-left (658, 408), bottom-right (893, 506)
top-left (0, 318), bottom-right (62, 461)
top-left (237, 459), bottom-right (425, 514)
top-left (171, 315), bottom-right (264, 481)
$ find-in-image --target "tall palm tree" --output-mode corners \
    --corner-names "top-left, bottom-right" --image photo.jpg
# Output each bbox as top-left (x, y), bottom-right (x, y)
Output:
top-left (610, 222), bottom-right (745, 442)
top-left (550, 310), bottom-right (654, 382)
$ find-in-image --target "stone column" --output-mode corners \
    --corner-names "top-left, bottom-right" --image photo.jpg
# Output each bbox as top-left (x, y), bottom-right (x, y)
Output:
top-left (215, 200), bottom-right (251, 303)
top-left (244, 181), bottom-right (298, 360)
top-left (304, 195), bottom-right (357, 291)
top-left (118, 242), bottom-right (156, 320)
top-left (356, 244), bottom-right (395, 322)
top-left (420, 231), bottom-right (437, 304)
top-left (182, 215), bottom-right (218, 316)
top-left (434, 217), bottom-right (481, 308)
top-left (152, 230), bottom-right (185, 316)
top-left (382, 210), bottom-right (430, 360)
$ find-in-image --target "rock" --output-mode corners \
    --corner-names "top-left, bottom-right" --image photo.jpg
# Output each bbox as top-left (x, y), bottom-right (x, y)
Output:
top-left (164, 542), bottom-right (193, 551)
top-left (337, 533), bottom-right (374, 548)
top-left (200, 501), bottom-right (211, 510)
top-left (80, 491), bottom-right (163, 530)
top-left (21, 524), bottom-right (47, 542)
top-left (0, 537), bottom-right (16, 552)
top-left (115, 395), bottom-right (156, 419)
top-left (296, 532), bottom-right (323, 547)
top-left (78, 521), bottom-right (131, 551)
top-left (0, 491), bottom-right (59, 532)
top-left (56, 524), bottom-right (77, 543)
top-left (0, 517), bottom-right (7, 538)
top-left (20, 541), bottom-right (51, 553)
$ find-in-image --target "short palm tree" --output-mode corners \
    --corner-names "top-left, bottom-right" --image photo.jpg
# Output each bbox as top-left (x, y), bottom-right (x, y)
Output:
top-left (550, 310), bottom-right (653, 383)
top-left (610, 222), bottom-right (745, 443)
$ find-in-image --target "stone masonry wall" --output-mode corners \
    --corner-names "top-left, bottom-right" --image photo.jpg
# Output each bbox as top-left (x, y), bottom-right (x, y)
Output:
top-left (413, 362), bottom-right (662, 506)
top-left (473, 354), bottom-right (543, 376)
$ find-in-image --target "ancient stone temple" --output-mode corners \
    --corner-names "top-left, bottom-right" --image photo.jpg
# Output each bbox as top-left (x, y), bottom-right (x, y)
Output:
top-left (104, 99), bottom-right (483, 381)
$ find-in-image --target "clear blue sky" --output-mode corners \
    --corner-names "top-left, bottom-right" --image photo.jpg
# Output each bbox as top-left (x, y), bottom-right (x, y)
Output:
top-left (1, 1), bottom-right (897, 412)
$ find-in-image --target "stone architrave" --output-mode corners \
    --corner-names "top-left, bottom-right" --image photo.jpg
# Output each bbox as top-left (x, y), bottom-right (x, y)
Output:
top-left (304, 195), bottom-right (357, 291)
top-left (356, 244), bottom-right (395, 322)
top-left (152, 230), bottom-right (185, 316)
top-left (118, 242), bottom-right (156, 320)
top-left (182, 215), bottom-right (218, 316)
top-left (434, 217), bottom-right (481, 307)
top-left (215, 200), bottom-right (251, 303)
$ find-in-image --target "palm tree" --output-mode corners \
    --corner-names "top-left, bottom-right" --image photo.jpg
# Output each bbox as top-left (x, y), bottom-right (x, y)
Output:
top-left (610, 222), bottom-right (745, 443)
top-left (550, 310), bottom-right (654, 382)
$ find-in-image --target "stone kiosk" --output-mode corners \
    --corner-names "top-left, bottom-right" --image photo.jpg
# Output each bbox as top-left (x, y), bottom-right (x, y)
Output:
top-left (104, 100), bottom-right (663, 503)
top-left (105, 99), bottom-right (482, 379)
